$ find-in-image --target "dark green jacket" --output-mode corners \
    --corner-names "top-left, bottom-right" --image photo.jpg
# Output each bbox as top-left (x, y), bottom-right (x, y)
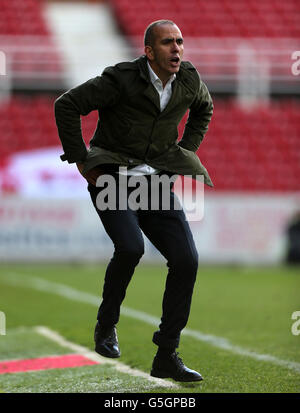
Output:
top-left (54, 55), bottom-right (214, 186)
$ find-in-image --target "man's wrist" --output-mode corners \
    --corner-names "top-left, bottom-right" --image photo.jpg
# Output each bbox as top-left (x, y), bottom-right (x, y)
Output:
top-left (76, 162), bottom-right (85, 174)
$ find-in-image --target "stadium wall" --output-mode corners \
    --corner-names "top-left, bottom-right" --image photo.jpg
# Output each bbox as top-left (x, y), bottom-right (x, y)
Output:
top-left (0, 193), bottom-right (298, 265)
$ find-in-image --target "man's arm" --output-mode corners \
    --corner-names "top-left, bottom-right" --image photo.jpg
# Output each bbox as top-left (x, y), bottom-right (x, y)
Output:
top-left (54, 67), bottom-right (121, 165)
top-left (178, 79), bottom-right (213, 152)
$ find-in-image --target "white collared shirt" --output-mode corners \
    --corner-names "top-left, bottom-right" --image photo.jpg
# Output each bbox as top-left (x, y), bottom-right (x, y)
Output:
top-left (118, 61), bottom-right (176, 176)
top-left (147, 60), bottom-right (176, 111)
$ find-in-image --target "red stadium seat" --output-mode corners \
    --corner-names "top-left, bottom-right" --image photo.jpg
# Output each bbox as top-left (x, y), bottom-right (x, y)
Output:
top-left (0, 0), bottom-right (63, 82)
top-left (111, 0), bottom-right (300, 38)
top-left (0, 1), bottom-right (298, 193)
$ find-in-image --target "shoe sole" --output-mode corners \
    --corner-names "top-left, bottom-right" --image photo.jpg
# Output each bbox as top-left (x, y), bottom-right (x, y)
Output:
top-left (95, 345), bottom-right (121, 359)
top-left (150, 369), bottom-right (203, 382)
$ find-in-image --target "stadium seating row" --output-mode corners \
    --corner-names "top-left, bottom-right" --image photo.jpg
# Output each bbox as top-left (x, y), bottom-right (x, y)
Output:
top-left (0, 0), bottom-right (62, 85)
top-left (0, 0), bottom-right (49, 35)
top-left (0, 0), bottom-right (298, 192)
top-left (0, 96), bottom-right (299, 191)
top-left (111, 0), bottom-right (300, 37)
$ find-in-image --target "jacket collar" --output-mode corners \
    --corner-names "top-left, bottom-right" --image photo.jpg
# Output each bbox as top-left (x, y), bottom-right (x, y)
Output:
top-left (137, 56), bottom-right (160, 111)
top-left (137, 55), bottom-right (151, 83)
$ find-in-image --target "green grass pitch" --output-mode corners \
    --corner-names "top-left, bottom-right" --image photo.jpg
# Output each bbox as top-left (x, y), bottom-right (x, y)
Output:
top-left (0, 263), bottom-right (299, 393)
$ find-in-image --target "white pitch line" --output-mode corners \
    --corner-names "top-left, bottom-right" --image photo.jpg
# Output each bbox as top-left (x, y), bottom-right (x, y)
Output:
top-left (3, 272), bottom-right (300, 374)
top-left (35, 326), bottom-right (178, 389)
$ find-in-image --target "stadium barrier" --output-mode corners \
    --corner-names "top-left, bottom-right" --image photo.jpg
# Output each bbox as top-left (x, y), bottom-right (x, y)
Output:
top-left (0, 193), bottom-right (298, 264)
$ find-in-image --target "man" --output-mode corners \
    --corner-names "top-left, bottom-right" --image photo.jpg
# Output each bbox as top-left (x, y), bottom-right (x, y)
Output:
top-left (286, 210), bottom-right (300, 264)
top-left (54, 20), bottom-right (213, 382)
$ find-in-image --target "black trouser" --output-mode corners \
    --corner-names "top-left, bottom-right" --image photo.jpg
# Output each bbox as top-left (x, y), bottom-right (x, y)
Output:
top-left (88, 172), bottom-right (199, 350)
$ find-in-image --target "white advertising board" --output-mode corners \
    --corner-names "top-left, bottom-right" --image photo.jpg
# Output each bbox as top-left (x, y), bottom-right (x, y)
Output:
top-left (0, 193), bottom-right (299, 264)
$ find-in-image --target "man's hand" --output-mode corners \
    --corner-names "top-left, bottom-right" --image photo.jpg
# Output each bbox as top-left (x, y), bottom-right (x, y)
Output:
top-left (76, 162), bottom-right (103, 186)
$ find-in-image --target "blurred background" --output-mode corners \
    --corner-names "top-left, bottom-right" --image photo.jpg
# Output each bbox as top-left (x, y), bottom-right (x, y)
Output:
top-left (0, 0), bottom-right (299, 265)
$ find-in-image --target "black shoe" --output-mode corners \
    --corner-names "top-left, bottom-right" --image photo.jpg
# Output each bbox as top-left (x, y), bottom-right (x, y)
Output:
top-left (150, 352), bottom-right (203, 382)
top-left (94, 322), bottom-right (120, 358)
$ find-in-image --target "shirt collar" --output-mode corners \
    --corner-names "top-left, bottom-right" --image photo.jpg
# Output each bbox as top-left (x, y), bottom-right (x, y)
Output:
top-left (147, 60), bottom-right (176, 86)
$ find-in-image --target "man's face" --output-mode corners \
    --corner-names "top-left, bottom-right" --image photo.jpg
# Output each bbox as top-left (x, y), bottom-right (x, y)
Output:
top-left (145, 24), bottom-right (184, 82)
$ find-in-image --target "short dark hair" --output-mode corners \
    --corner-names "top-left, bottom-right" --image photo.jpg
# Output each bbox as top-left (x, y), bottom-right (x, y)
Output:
top-left (144, 20), bottom-right (176, 47)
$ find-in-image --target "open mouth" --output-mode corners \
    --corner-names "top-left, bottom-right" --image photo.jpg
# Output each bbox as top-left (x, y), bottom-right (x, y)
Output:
top-left (170, 57), bottom-right (180, 64)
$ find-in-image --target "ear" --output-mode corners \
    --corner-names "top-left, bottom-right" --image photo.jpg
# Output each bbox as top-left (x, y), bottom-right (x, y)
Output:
top-left (144, 45), bottom-right (154, 61)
